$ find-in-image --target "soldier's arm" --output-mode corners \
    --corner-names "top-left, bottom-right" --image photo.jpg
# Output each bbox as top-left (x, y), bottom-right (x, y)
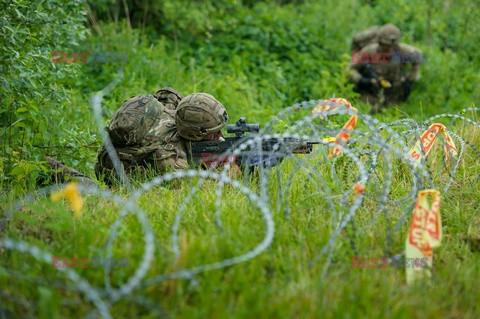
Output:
top-left (156, 156), bottom-right (188, 172)
top-left (348, 44), bottom-right (380, 85)
top-left (151, 139), bottom-right (189, 173)
top-left (399, 43), bottom-right (423, 82)
top-left (347, 58), bottom-right (364, 84)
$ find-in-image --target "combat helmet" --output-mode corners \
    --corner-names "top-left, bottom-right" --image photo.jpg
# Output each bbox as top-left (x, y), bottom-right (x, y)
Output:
top-left (378, 24), bottom-right (402, 46)
top-left (154, 87), bottom-right (184, 108)
top-left (175, 93), bottom-right (228, 141)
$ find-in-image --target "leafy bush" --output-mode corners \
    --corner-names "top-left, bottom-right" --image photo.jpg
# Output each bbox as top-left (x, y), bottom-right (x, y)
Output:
top-left (0, 0), bottom-right (88, 190)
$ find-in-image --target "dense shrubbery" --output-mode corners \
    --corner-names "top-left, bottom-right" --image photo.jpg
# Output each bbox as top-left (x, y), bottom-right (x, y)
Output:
top-left (0, 0), bottom-right (88, 189)
top-left (1, 0), bottom-right (479, 191)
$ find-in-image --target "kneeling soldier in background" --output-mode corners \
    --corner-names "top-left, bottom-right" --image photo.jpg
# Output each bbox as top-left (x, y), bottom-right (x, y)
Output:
top-left (348, 24), bottom-right (424, 113)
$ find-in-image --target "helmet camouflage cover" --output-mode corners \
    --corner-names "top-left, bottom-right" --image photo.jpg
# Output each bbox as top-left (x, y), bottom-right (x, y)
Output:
top-left (175, 93), bottom-right (228, 141)
top-left (153, 87), bottom-right (184, 110)
top-left (378, 23), bottom-right (402, 46)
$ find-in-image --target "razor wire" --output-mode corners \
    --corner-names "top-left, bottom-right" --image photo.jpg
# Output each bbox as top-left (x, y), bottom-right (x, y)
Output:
top-left (1, 75), bottom-right (479, 317)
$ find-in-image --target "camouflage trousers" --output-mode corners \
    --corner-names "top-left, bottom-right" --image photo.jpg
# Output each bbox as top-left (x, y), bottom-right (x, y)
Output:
top-left (357, 84), bottom-right (407, 114)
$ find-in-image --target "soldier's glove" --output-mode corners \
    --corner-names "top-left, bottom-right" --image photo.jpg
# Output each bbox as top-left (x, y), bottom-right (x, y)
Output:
top-left (402, 80), bottom-right (414, 100)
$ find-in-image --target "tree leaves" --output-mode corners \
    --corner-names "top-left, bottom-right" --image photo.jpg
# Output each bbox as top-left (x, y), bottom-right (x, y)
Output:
top-left (0, 0), bottom-right (88, 187)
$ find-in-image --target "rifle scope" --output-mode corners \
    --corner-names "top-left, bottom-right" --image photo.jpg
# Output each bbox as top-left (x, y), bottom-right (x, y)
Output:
top-left (227, 117), bottom-right (260, 137)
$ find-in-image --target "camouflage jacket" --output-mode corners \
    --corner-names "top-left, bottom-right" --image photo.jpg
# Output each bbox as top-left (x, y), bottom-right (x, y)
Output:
top-left (348, 42), bottom-right (423, 87)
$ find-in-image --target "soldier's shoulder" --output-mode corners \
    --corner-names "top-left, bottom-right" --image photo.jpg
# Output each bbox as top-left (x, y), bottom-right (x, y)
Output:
top-left (398, 43), bottom-right (422, 54)
top-left (360, 42), bottom-right (380, 54)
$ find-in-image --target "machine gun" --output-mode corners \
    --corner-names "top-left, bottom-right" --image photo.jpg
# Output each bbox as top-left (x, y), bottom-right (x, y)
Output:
top-left (189, 118), bottom-right (317, 168)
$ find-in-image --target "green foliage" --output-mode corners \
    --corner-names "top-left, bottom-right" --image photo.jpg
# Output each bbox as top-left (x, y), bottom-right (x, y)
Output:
top-left (1, 1), bottom-right (480, 316)
top-left (3, 0), bottom-right (480, 190)
top-left (0, 0), bottom-right (88, 190)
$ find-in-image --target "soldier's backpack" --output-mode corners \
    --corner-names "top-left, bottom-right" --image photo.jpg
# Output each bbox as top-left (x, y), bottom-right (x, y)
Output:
top-left (106, 94), bottom-right (164, 147)
top-left (351, 26), bottom-right (380, 51)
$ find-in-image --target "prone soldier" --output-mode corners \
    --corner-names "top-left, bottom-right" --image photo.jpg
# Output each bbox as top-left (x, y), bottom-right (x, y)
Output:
top-left (95, 88), bottom-right (229, 184)
top-left (47, 88), bottom-right (229, 185)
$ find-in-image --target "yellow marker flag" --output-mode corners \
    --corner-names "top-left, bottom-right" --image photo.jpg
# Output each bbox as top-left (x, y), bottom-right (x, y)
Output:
top-left (406, 189), bottom-right (442, 285)
top-left (51, 183), bottom-right (84, 217)
top-left (407, 123), bottom-right (458, 168)
top-left (322, 137), bottom-right (337, 143)
top-left (312, 98), bottom-right (358, 157)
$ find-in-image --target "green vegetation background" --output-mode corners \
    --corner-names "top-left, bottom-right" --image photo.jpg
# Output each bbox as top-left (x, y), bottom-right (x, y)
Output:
top-left (1, 0), bottom-right (480, 318)
top-left (2, 0), bottom-right (479, 188)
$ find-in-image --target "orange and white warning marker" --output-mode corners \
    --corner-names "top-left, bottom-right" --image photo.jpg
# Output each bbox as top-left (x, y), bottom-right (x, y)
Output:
top-left (407, 123), bottom-right (457, 167)
top-left (312, 98), bottom-right (358, 157)
top-left (406, 189), bottom-right (442, 284)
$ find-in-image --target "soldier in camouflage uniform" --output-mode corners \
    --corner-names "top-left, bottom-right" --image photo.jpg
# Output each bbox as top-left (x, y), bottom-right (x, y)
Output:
top-left (348, 24), bottom-right (423, 113)
top-left (95, 89), bottom-right (228, 184)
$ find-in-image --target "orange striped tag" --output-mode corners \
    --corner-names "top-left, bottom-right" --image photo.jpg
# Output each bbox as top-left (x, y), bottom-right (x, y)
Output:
top-left (406, 189), bottom-right (442, 284)
top-left (312, 98), bottom-right (358, 157)
top-left (408, 123), bottom-right (457, 167)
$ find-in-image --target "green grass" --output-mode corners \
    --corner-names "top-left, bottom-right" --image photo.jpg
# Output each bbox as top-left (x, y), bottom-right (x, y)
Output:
top-left (1, 121), bottom-right (480, 317)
